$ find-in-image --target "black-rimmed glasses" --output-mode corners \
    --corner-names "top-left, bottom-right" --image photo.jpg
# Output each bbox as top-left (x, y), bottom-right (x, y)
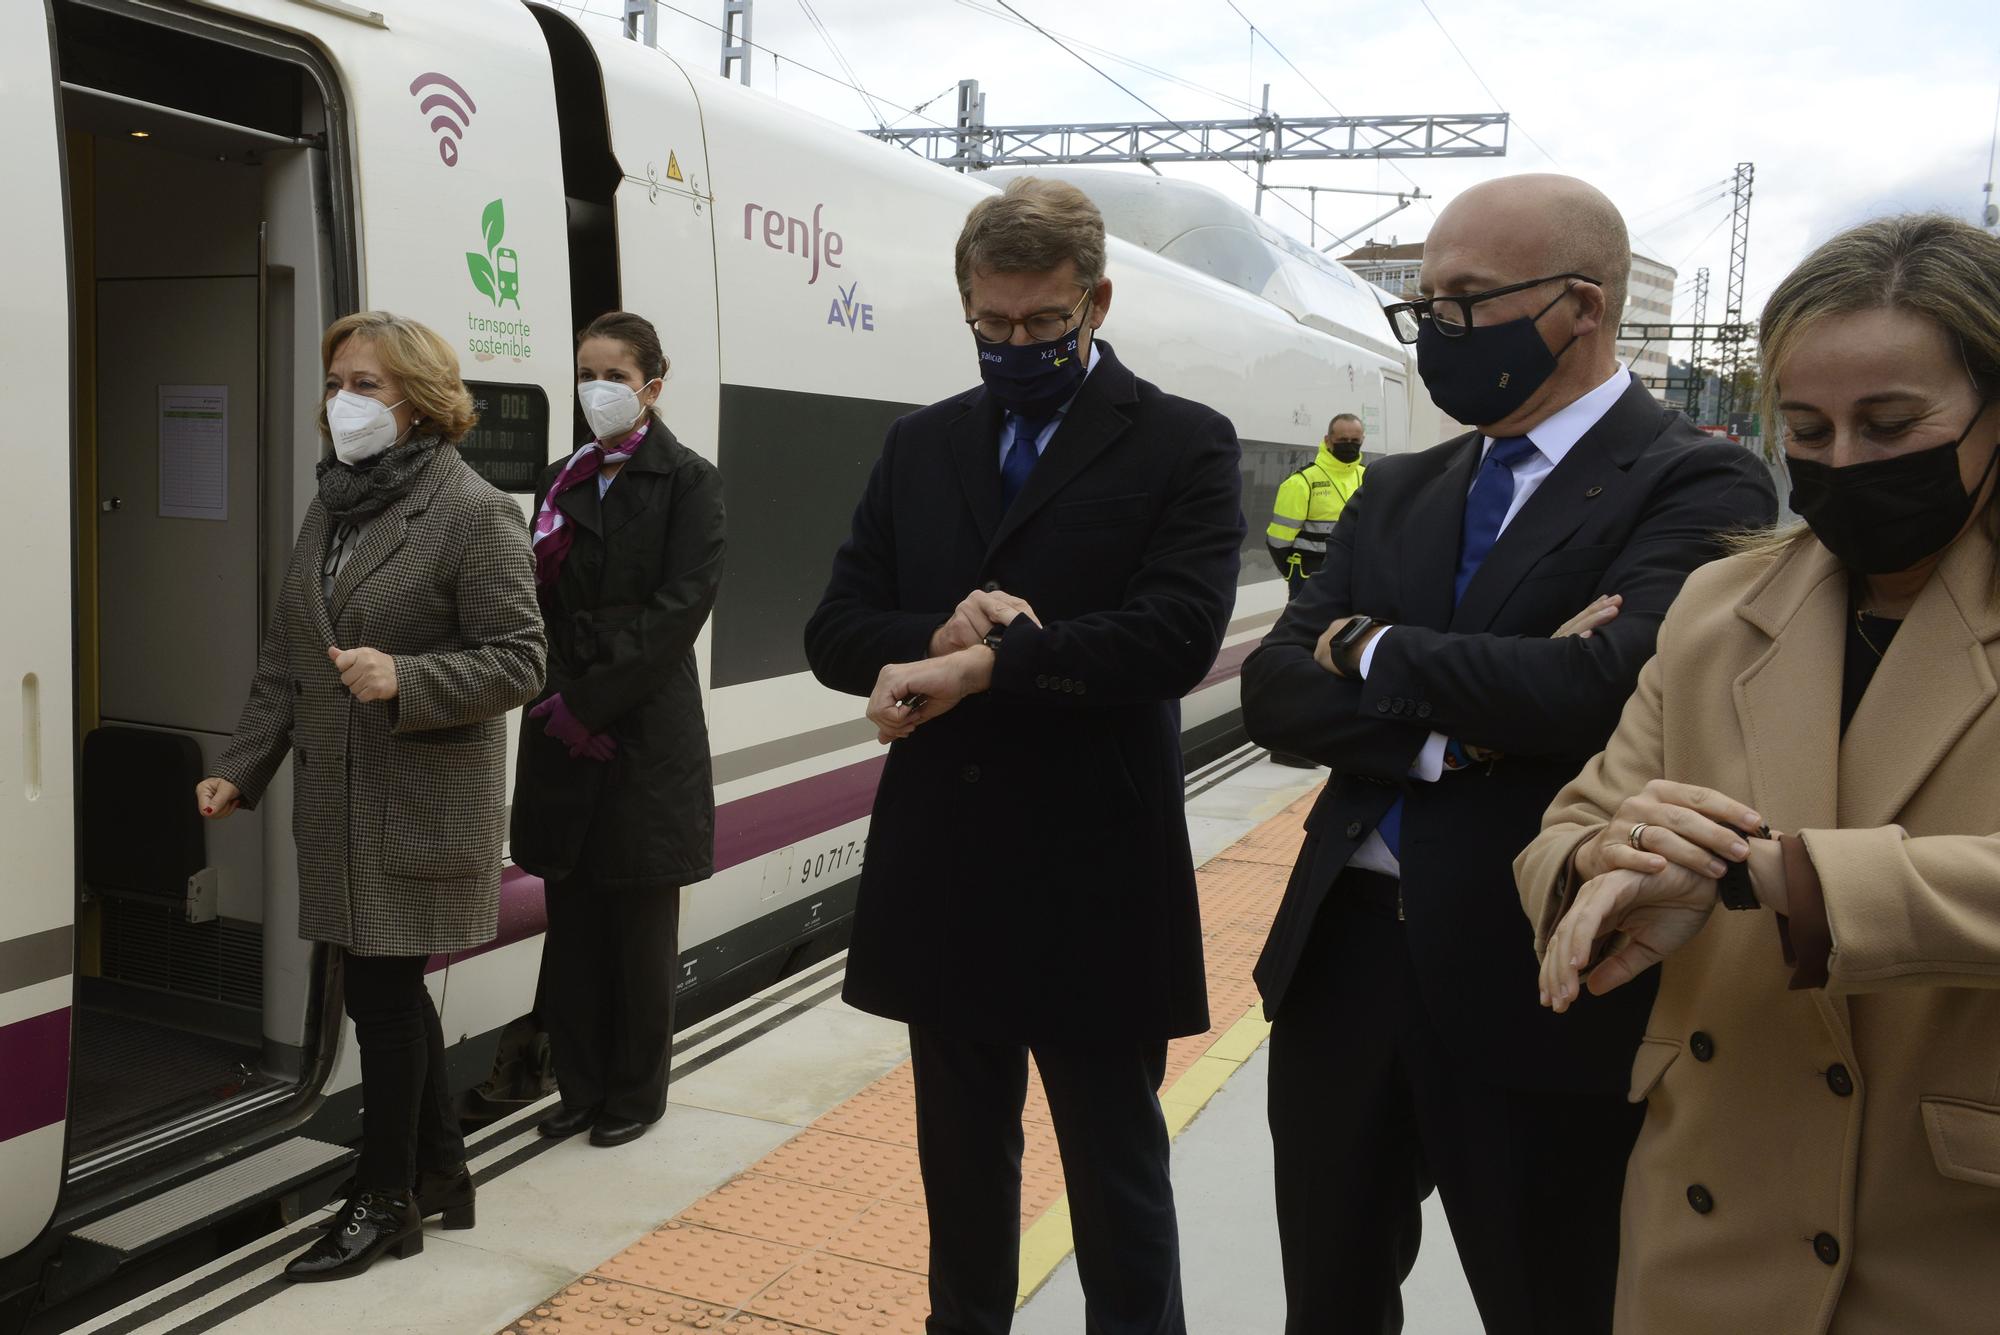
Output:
top-left (1382, 272), bottom-right (1600, 345)
top-left (967, 289), bottom-right (1092, 345)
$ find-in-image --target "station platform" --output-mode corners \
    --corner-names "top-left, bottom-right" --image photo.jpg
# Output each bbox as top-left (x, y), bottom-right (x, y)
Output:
top-left (70, 751), bottom-right (1478, 1335)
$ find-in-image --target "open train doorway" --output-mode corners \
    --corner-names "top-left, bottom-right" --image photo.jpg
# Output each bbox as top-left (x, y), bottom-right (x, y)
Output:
top-left (54, 0), bottom-right (353, 1184)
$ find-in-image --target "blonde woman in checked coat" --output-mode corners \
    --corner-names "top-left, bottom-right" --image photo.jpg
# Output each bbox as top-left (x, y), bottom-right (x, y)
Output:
top-left (197, 312), bottom-right (545, 1283)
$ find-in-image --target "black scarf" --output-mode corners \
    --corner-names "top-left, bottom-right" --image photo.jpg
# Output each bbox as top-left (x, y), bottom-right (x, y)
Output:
top-left (315, 433), bottom-right (441, 525)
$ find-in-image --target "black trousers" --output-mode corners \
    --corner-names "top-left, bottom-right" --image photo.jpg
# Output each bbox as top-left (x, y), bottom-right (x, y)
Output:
top-left (909, 1026), bottom-right (1186, 1335)
top-left (1267, 872), bottom-right (1641, 1335)
top-left (342, 951), bottom-right (464, 1194)
top-left (542, 877), bottom-right (681, 1123)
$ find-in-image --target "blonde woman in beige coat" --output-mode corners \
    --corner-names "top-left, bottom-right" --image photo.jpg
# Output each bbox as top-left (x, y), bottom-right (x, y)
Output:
top-left (197, 312), bottom-right (545, 1282)
top-left (1518, 215), bottom-right (2000, 1334)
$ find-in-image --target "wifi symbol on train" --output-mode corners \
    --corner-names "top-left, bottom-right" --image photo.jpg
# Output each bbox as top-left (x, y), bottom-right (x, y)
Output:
top-left (410, 72), bottom-right (478, 167)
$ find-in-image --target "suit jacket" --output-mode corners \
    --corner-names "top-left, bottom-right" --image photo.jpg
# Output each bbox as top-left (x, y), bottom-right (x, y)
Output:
top-left (1517, 526), bottom-right (2000, 1334)
top-left (802, 341), bottom-right (1244, 1042)
top-left (511, 424), bottom-right (726, 891)
top-left (215, 444), bottom-right (546, 955)
top-left (1243, 376), bottom-right (1776, 1092)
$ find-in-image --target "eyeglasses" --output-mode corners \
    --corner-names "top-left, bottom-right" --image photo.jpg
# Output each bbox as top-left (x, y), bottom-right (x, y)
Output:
top-left (966, 289), bottom-right (1092, 345)
top-left (1382, 273), bottom-right (1600, 345)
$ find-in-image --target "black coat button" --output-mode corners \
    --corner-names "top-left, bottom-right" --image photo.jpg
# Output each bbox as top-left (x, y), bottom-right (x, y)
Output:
top-left (1035, 674), bottom-right (1049, 689)
top-left (1690, 1032), bottom-right (1715, 1062)
top-left (1813, 1232), bottom-right (1840, 1266)
top-left (1826, 1064), bottom-right (1854, 1097)
top-left (1345, 821), bottom-right (1365, 839)
top-left (1062, 678), bottom-right (1074, 693)
top-left (1376, 700), bottom-right (1392, 714)
top-left (1686, 1185), bottom-right (1713, 1214)
top-left (961, 765), bottom-right (981, 784)
top-left (1417, 702), bottom-right (1433, 719)
top-left (1075, 682), bottom-right (1086, 696)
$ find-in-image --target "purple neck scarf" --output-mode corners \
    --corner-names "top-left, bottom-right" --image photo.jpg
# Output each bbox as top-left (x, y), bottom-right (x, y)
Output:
top-left (531, 421), bottom-right (649, 586)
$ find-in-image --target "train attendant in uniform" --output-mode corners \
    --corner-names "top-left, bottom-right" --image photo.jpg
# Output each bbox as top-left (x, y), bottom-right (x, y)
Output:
top-left (1521, 214), bottom-right (2000, 1334)
top-left (197, 311), bottom-right (545, 1280)
top-left (1241, 175), bottom-right (1775, 1335)
top-left (510, 311), bottom-right (725, 1150)
top-left (1265, 411), bottom-right (1367, 588)
top-left (805, 176), bottom-right (1243, 1335)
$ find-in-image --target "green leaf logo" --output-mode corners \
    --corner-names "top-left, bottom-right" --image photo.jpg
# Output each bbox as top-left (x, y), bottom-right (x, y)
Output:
top-left (481, 199), bottom-right (505, 257)
top-left (466, 252), bottom-right (498, 303)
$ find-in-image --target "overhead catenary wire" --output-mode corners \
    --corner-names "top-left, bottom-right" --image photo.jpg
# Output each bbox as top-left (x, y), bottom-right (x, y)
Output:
top-left (1412, 0), bottom-right (1561, 167)
top-left (1220, 0), bottom-right (1431, 217)
top-left (987, 0), bottom-right (1330, 238)
top-left (952, 0), bottom-right (1262, 114)
top-left (795, 0), bottom-right (888, 130)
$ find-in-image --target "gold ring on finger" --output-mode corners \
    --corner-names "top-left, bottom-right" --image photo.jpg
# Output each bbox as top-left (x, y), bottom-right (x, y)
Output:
top-left (1628, 822), bottom-right (1650, 851)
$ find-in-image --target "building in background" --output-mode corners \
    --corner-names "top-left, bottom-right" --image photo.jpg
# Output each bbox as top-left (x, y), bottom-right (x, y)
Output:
top-left (1339, 242), bottom-right (1678, 402)
top-left (1339, 240), bottom-right (1424, 299)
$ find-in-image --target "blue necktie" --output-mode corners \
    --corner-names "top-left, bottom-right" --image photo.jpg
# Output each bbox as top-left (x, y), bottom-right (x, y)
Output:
top-left (1377, 434), bottom-right (1538, 861)
top-left (1000, 412), bottom-right (1054, 510)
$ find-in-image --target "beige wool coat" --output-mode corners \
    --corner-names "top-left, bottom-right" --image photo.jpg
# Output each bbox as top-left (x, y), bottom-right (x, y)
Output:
top-left (216, 444), bottom-right (545, 956)
top-left (1518, 523), bottom-right (2000, 1335)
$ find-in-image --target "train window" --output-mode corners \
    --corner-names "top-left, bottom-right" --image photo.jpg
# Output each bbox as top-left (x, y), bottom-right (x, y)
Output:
top-left (460, 382), bottom-right (551, 493)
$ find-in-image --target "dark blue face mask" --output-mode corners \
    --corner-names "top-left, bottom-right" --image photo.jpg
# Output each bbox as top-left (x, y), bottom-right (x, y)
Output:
top-left (977, 327), bottom-right (1089, 417)
top-left (1415, 285), bottom-right (1579, 427)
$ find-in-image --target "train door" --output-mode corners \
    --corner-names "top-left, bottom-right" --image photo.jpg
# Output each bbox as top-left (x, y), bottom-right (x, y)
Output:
top-left (51, 0), bottom-right (351, 1184)
top-left (0, 0), bottom-right (81, 1265)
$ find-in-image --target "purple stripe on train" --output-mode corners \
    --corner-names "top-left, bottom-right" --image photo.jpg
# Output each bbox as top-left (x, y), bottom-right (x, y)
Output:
top-left (0, 1008), bottom-right (70, 1141)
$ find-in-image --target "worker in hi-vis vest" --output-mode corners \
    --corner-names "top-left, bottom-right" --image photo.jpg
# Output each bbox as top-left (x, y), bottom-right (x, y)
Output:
top-left (1266, 413), bottom-right (1367, 591)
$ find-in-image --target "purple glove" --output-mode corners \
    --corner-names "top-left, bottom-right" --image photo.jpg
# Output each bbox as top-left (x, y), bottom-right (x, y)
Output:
top-left (529, 694), bottom-right (618, 763)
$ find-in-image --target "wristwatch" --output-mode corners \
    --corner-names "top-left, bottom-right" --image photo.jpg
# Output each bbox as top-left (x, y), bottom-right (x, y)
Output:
top-left (982, 624), bottom-right (1007, 653)
top-left (1715, 821), bottom-right (1773, 910)
top-left (1326, 615), bottom-right (1379, 678)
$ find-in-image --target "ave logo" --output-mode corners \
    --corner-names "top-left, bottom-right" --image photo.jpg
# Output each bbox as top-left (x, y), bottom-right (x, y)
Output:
top-left (827, 281), bottom-right (874, 333)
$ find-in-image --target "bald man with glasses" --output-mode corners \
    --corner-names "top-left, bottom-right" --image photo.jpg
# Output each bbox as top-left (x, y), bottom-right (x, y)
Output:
top-left (1242, 174), bottom-right (1777, 1334)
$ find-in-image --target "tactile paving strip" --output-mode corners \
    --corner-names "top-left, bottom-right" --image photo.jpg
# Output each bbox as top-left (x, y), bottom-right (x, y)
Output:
top-left (497, 781), bottom-right (1321, 1334)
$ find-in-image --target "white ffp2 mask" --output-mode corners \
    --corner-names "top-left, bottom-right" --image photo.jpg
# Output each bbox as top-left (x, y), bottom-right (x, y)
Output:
top-left (327, 390), bottom-right (408, 464)
top-left (577, 378), bottom-right (658, 440)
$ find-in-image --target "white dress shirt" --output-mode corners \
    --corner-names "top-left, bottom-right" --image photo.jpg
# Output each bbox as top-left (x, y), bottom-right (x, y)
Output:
top-left (998, 340), bottom-right (1102, 467)
top-left (1348, 362), bottom-right (1632, 879)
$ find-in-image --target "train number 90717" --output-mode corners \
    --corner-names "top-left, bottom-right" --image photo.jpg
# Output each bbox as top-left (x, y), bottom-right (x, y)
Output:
top-left (799, 838), bottom-right (866, 888)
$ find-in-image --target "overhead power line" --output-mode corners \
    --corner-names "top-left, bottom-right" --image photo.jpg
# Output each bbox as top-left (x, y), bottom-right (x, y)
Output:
top-left (953, 0), bottom-right (1261, 114)
top-left (1412, 0), bottom-right (1561, 166)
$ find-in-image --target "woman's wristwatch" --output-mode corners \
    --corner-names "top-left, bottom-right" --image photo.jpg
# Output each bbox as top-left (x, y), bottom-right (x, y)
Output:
top-left (1715, 821), bottom-right (1774, 910)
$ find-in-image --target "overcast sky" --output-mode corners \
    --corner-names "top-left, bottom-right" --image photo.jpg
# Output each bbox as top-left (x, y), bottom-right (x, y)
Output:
top-left (555, 0), bottom-right (1999, 324)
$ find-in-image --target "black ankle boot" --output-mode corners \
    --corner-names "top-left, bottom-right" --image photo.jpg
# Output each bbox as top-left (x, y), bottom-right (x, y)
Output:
top-left (284, 1191), bottom-right (422, 1282)
top-left (415, 1165), bottom-right (476, 1230)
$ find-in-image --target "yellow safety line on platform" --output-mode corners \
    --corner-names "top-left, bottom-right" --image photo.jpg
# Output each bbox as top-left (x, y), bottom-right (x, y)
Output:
top-left (1014, 1004), bottom-right (1273, 1305)
top-left (502, 783), bottom-right (1316, 1335)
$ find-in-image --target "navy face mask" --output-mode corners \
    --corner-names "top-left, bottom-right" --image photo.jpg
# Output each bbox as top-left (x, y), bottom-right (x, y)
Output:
top-left (1416, 286), bottom-right (1578, 427)
top-left (1786, 403), bottom-right (1998, 574)
top-left (977, 327), bottom-right (1089, 417)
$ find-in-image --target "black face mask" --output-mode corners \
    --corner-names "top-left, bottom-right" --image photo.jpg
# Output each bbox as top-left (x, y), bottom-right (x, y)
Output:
top-left (1329, 440), bottom-right (1362, 463)
top-left (1416, 286), bottom-right (1578, 427)
top-left (1786, 405), bottom-right (1998, 574)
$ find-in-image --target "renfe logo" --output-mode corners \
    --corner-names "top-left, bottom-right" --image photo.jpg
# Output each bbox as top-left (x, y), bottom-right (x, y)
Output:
top-left (743, 201), bottom-right (843, 285)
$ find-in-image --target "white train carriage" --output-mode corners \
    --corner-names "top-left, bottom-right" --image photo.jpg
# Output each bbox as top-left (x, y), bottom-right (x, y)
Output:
top-left (0, 0), bottom-right (1437, 1317)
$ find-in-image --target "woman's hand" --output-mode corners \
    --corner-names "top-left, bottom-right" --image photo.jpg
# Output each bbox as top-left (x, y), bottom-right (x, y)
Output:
top-left (1573, 779), bottom-right (1763, 884)
top-left (329, 645), bottom-right (398, 702)
top-left (196, 777), bottom-right (242, 819)
top-left (1542, 861), bottom-right (1718, 1012)
top-left (1553, 593), bottom-right (1621, 639)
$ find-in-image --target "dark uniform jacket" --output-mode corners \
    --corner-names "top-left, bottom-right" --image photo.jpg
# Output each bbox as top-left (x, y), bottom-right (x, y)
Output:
top-left (215, 443), bottom-right (546, 955)
top-left (803, 342), bottom-right (1244, 1042)
top-left (510, 423), bottom-right (725, 892)
top-left (1243, 377), bottom-right (1777, 1093)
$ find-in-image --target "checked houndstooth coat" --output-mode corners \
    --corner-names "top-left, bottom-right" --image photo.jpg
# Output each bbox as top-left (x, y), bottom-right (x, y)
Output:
top-left (214, 441), bottom-right (546, 956)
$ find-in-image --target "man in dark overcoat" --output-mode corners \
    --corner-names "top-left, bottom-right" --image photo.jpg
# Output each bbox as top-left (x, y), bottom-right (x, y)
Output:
top-left (803, 176), bottom-right (1244, 1335)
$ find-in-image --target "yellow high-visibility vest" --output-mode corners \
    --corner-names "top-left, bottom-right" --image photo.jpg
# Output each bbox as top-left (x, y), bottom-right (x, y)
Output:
top-left (1267, 444), bottom-right (1365, 561)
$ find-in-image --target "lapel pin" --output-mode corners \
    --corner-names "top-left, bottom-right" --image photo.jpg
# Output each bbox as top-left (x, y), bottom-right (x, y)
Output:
top-left (1585, 485), bottom-right (1604, 498)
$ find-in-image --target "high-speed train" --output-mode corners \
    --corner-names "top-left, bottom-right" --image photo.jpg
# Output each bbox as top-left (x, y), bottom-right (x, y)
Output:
top-left (0, 0), bottom-right (1441, 1316)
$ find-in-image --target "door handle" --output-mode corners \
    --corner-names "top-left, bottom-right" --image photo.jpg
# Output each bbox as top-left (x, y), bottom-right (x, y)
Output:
top-left (100, 496), bottom-right (123, 513)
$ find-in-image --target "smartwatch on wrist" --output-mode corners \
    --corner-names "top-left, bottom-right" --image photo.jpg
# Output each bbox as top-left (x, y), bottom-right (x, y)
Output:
top-left (1715, 821), bottom-right (1773, 910)
top-left (1326, 615), bottom-right (1379, 677)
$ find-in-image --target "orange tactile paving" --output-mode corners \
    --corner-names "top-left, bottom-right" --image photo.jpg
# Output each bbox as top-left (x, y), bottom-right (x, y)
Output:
top-left (497, 782), bottom-right (1323, 1334)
